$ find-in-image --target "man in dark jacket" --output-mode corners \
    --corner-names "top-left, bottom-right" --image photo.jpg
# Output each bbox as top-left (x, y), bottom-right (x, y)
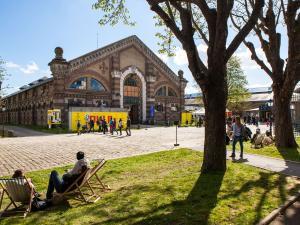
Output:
top-left (126, 117), bottom-right (131, 136)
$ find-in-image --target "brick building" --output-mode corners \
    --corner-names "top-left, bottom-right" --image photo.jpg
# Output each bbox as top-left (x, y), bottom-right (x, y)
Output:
top-left (0, 36), bottom-right (187, 127)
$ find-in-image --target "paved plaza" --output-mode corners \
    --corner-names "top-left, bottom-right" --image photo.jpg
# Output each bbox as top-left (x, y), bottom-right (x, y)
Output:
top-left (0, 126), bottom-right (204, 176)
top-left (0, 125), bottom-right (296, 178)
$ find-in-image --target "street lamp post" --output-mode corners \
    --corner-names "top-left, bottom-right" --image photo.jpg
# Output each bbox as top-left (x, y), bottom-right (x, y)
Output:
top-left (267, 99), bottom-right (273, 136)
top-left (2, 107), bottom-right (6, 137)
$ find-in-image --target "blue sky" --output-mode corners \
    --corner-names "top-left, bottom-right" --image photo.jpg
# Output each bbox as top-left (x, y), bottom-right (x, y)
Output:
top-left (0, 0), bottom-right (275, 95)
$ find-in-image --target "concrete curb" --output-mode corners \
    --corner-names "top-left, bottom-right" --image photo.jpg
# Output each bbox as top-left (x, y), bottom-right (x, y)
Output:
top-left (257, 192), bottom-right (300, 225)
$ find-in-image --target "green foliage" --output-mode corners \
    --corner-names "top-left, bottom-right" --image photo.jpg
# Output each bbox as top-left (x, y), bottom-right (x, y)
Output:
top-left (92, 0), bottom-right (136, 26)
top-left (227, 56), bottom-right (250, 112)
top-left (1, 149), bottom-right (300, 225)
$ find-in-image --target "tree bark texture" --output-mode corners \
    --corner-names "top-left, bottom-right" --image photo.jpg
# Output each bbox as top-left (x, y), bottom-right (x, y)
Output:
top-left (273, 86), bottom-right (298, 148)
top-left (201, 64), bottom-right (227, 172)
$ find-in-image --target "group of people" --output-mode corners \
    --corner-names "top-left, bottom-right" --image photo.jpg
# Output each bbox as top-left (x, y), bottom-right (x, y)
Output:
top-left (77, 117), bottom-right (131, 136)
top-left (226, 116), bottom-right (275, 159)
top-left (10, 151), bottom-right (90, 210)
top-left (242, 115), bottom-right (259, 126)
top-left (185, 115), bottom-right (205, 127)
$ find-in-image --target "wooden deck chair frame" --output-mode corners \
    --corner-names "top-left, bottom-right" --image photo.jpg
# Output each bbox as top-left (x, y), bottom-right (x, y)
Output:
top-left (55, 159), bottom-right (110, 204)
top-left (55, 168), bottom-right (99, 203)
top-left (0, 177), bottom-right (34, 218)
top-left (88, 159), bottom-right (111, 191)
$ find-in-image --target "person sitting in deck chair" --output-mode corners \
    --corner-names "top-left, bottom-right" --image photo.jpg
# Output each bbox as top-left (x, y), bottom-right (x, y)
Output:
top-left (45, 151), bottom-right (90, 202)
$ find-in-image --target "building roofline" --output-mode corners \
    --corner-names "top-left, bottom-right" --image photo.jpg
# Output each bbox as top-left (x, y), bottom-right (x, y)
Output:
top-left (68, 35), bottom-right (186, 83)
top-left (3, 77), bottom-right (53, 99)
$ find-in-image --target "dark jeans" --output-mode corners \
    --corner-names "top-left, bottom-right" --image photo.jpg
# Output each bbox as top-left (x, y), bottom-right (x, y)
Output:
top-left (126, 127), bottom-right (131, 136)
top-left (232, 136), bottom-right (244, 157)
top-left (46, 170), bottom-right (67, 199)
top-left (119, 127), bottom-right (122, 135)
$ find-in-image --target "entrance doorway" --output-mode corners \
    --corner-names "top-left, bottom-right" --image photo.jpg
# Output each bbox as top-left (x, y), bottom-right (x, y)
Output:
top-left (129, 105), bottom-right (139, 124)
top-left (123, 74), bottom-right (142, 124)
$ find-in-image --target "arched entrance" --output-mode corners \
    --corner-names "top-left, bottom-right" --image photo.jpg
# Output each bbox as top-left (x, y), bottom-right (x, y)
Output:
top-left (123, 75), bottom-right (142, 124)
top-left (120, 66), bottom-right (146, 123)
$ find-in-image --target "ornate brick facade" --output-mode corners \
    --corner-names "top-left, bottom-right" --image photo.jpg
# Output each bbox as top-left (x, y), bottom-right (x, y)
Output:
top-left (0, 36), bottom-right (187, 127)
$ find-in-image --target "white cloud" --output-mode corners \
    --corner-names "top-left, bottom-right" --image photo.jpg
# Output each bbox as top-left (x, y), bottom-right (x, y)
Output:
top-left (246, 82), bottom-right (272, 88)
top-left (197, 44), bottom-right (208, 53)
top-left (235, 47), bottom-right (269, 71)
top-left (185, 82), bottom-right (200, 94)
top-left (6, 61), bottom-right (20, 68)
top-left (19, 62), bottom-right (39, 74)
top-left (156, 52), bottom-right (169, 63)
top-left (173, 47), bottom-right (188, 66)
top-left (6, 61), bottom-right (39, 74)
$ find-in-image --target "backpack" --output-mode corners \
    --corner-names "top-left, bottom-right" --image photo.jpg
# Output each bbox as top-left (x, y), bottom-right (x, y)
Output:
top-left (31, 196), bottom-right (48, 211)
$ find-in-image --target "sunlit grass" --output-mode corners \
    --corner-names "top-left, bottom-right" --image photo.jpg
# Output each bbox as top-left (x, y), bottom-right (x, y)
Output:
top-left (1, 149), bottom-right (300, 225)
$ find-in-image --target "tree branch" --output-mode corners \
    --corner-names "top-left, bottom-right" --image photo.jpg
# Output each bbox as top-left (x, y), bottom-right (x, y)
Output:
top-left (225, 0), bottom-right (265, 62)
top-left (244, 41), bottom-right (272, 76)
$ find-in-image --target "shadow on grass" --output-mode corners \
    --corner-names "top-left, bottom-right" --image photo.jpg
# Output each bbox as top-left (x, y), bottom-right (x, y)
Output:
top-left (98, 171), bottom-right (226, 225)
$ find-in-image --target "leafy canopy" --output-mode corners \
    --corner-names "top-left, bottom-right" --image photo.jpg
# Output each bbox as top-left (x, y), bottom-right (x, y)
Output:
top-left (227, 56), bottom-right (250, 112)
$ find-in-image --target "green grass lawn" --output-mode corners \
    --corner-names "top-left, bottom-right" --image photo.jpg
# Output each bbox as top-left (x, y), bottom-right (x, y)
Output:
top-left (228, 137), bottom-right (300, 162)
top-left (1, 149), bottom-right (300, 225)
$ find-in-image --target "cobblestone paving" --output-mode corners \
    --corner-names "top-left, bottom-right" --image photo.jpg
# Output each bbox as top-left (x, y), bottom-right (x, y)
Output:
top-left (0, 127), bottom-right (204, 176)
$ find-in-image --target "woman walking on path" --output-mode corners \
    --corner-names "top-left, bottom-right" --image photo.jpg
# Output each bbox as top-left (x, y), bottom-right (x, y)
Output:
top-left (230, 116), bottom-right (245, 159)
top-left (112, 118), bottom-right (118, 135)
top-left (126, 117), bottom-right (131, 136)
top-left (118, 118), bottom-right (123, 136)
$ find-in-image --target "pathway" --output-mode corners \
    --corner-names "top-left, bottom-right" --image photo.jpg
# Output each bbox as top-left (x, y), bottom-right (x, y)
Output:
top-left (2, 125), bottom-right (52, 137)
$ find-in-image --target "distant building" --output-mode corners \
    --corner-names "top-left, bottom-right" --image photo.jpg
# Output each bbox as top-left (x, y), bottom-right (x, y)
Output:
top-left (0, 36), bottom-right (187, 127)
top-left (184, 86), bottom-right (300, 122)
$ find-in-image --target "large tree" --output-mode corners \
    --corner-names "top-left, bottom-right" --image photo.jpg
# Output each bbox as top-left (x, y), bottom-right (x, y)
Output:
top-left (94, 0), bottom-right (264, 172)
top-left (227, 56), bottom-right (250, 113)
top-left (231, 0), bottom-right (300, 148)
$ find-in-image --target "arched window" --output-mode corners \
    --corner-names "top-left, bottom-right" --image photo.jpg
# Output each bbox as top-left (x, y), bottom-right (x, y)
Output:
top-left (70, 77), bottom-right (87, 90)
top-left (69, 77), bottom-right (105, 91)
top-left (124, 77), bottom-right (138, 87)
top-left (90, 78), bottom-right (105, 91)
top-left (124, 76), bottom-right (140, 97)
top-left (155, 86), bottom-right (167, 96)
top-left (168, 87), bottom-right (177, 97)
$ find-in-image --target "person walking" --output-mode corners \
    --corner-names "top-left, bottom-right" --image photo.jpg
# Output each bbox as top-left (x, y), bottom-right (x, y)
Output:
top-left (112, 118), bottom-right (118, 135)
top-left (126, 117), bottom-right (131, 136)
top-left (89, 119), bottom-right (95, 133)
top-left (76, 120), bottom-right (81, 135)
top-left (109, 118), bottom-right (114, 135)
top-left (230, 116), bottom-right (245, 159)
top-left (102, 118), bottom-right (107, 134)
top-left (118, 118), bottom-right (123, 135)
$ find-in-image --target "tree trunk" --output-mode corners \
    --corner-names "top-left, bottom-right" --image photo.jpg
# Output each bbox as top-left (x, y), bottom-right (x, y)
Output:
top-left (273, 87), bottom-right (298, 148)
top-left (201, 67), bottom-right (227, 172)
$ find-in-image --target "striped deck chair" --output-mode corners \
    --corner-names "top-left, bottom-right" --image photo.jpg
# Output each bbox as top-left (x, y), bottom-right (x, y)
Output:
top-left (0, 177), bottom-right (34, 218)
